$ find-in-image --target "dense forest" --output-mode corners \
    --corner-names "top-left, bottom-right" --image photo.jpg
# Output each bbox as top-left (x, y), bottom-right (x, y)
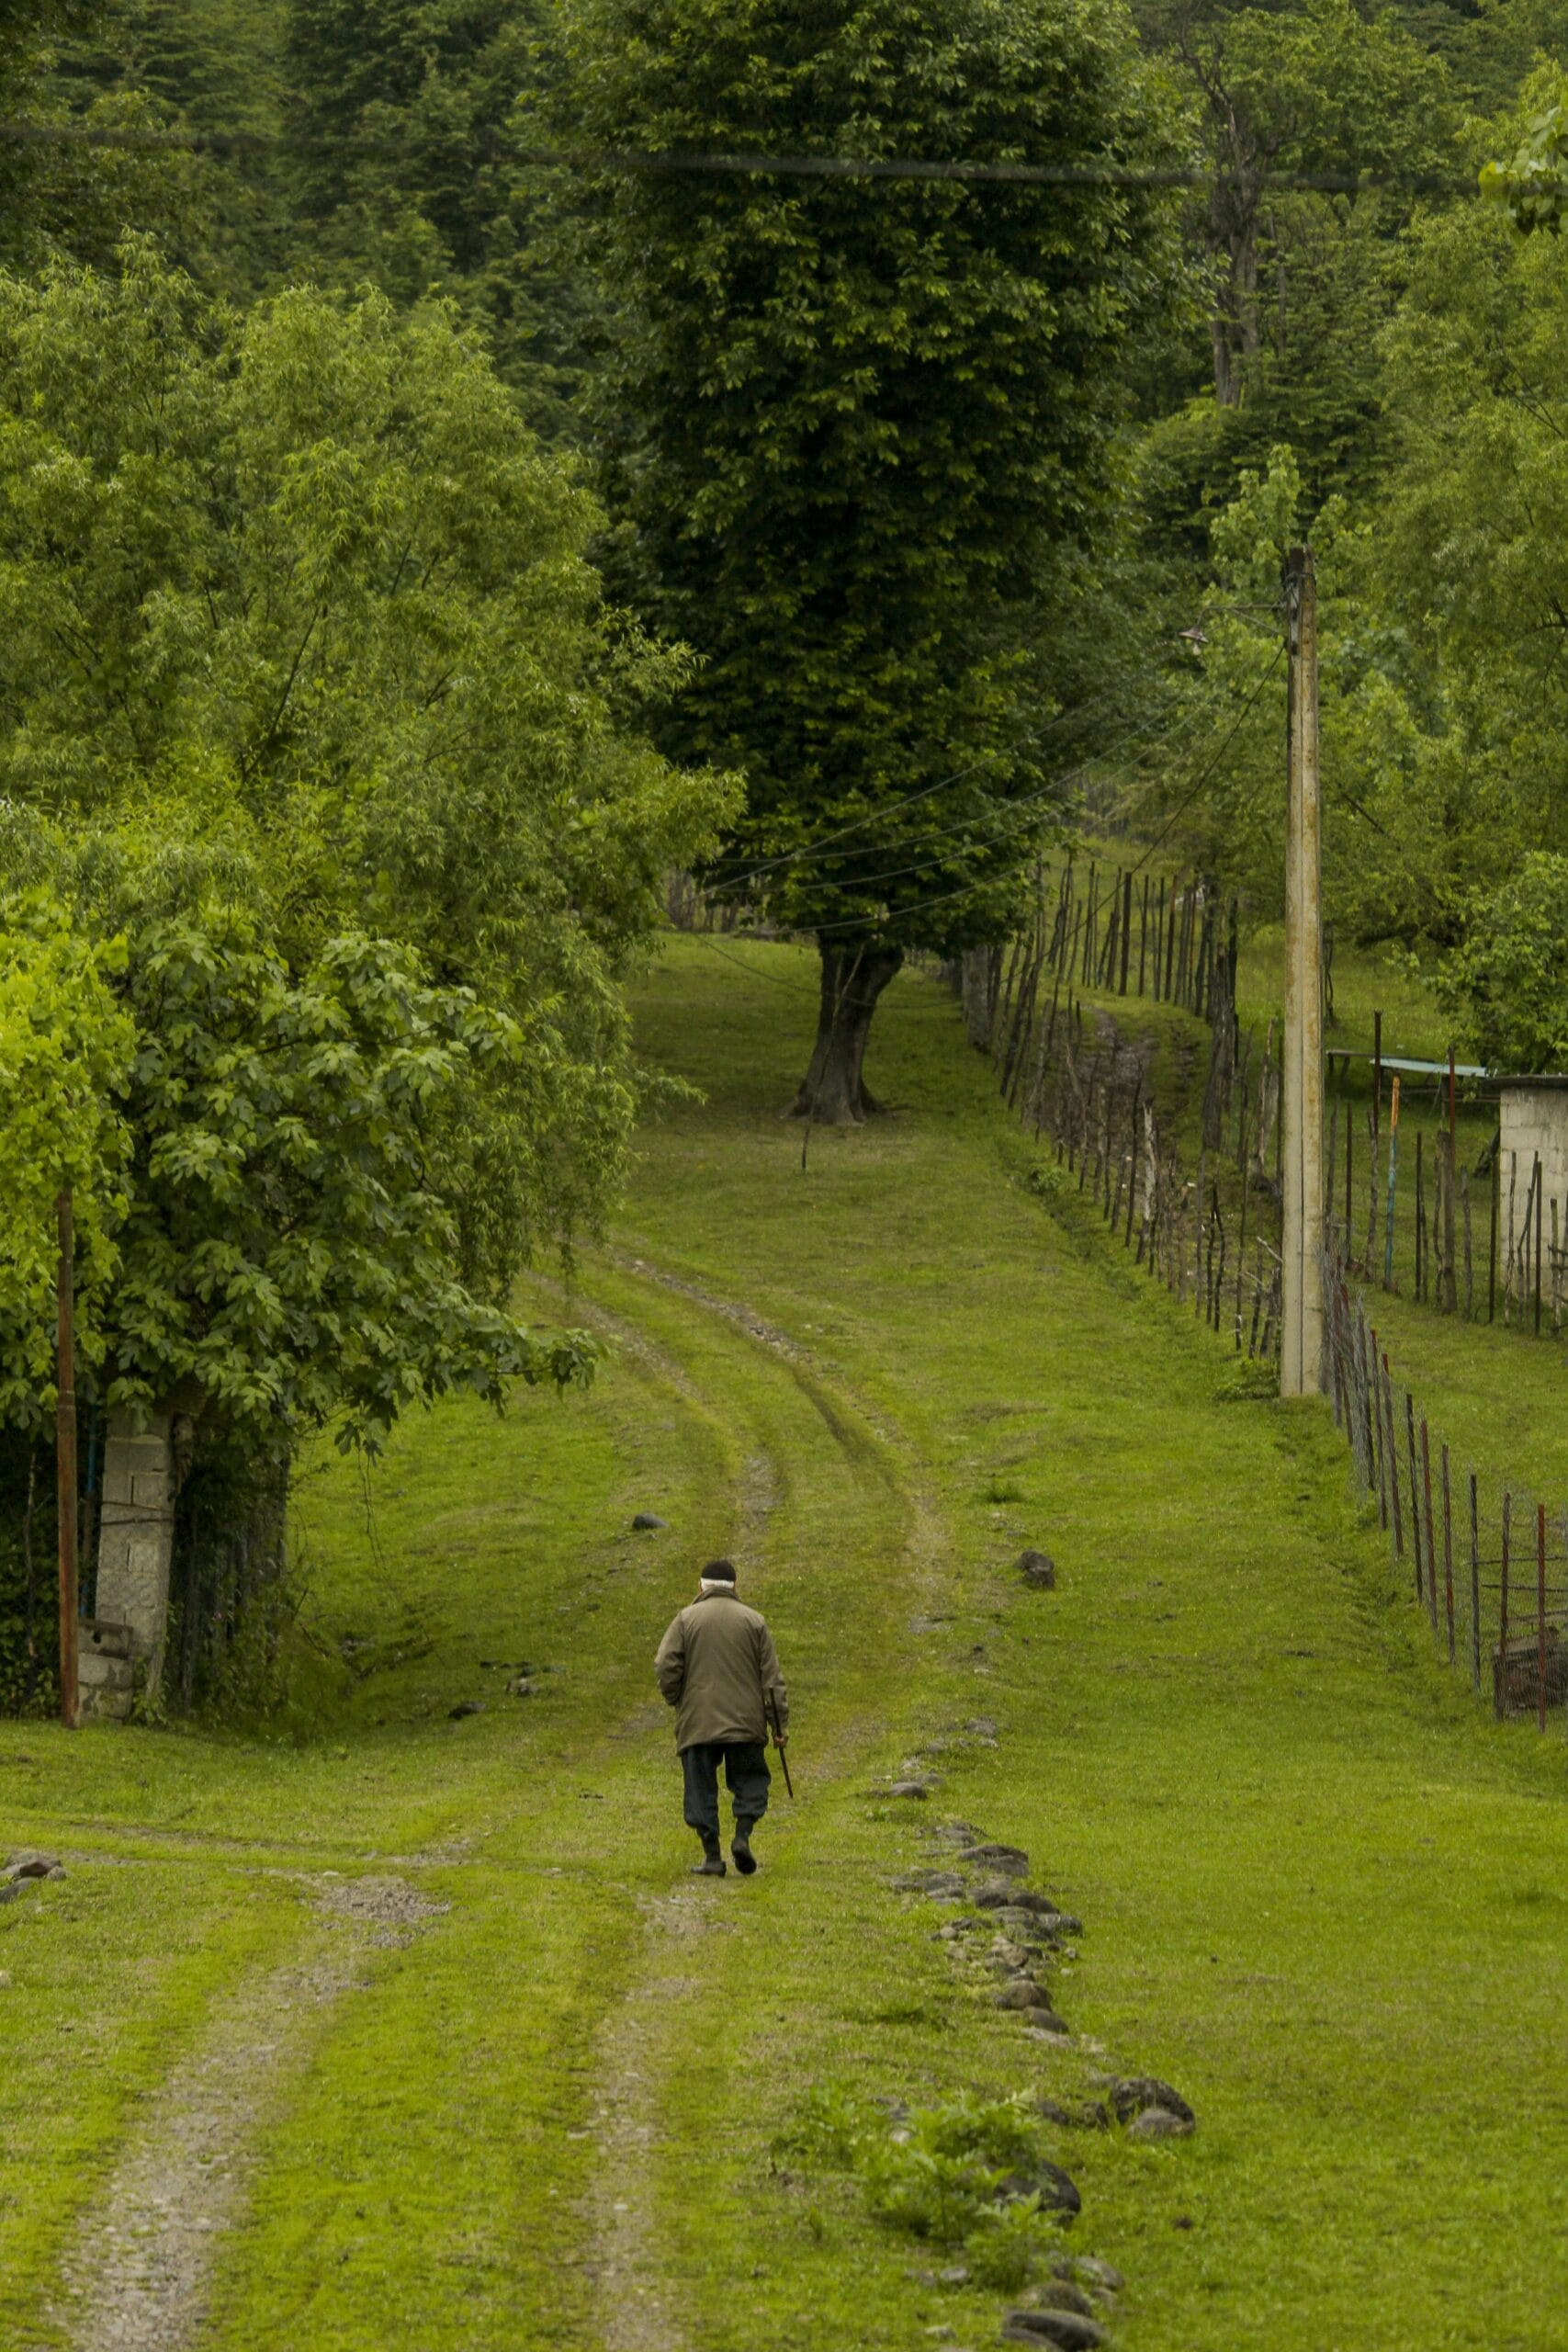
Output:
top-left (6, 0), bottom-right (1568, 1711)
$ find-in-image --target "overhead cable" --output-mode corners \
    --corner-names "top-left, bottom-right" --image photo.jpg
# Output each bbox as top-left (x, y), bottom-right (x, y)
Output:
top-left (0, 116), bottom-right (1474, 196)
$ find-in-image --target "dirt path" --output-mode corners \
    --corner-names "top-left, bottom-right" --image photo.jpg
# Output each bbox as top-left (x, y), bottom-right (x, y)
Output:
top-left (578, 1252), bottom-right (947, 2352)
top-left (51, 1878), bottom-right (445, 2352)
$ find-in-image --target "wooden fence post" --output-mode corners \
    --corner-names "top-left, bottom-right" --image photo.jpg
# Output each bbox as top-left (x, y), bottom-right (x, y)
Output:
top-left (1469, 1471), bottom-right (1481, 1696)
top-left (1421, 1418), bottom-right (1438, 1633)
top-left (1441, 1443), bottom-right (1456, 1666)
top-left (1497, 1492), bottom-right (1511, 1720)
top-left (1382, 1352), bottom-right (1403, 1557)
top-left (1538, 1501), bottom-right (1549, 1734)
top-left (57, 1191), bottom-right (79, 1732)
top-left (1405, 1392), bottom-right (1423, 1602)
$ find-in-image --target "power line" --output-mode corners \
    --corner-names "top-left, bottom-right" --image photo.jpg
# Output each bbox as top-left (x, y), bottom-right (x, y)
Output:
top-left (681, 928), bottom-right (957, 1010)
top-left (796, 673), bottom-right (1280, 938)
top-left (0, 115), bottom-right (1476, 197)
top-left (744, 695), bottom-right (1203, 902)
top-left (712, 660), bottom-right (1186, 895)
top-left (1126, 649), bottom-right (1285, 876)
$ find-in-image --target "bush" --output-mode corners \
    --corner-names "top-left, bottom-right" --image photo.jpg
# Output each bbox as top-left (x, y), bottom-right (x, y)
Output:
top-left (780, 2086), bottom-right (1068, 2283)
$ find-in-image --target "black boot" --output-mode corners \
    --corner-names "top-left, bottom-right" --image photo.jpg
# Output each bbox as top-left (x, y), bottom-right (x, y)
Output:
top-left (731, 1818), bottom-right (759, 1875)
top-left (693, 1833), bottom-right (726, 1877)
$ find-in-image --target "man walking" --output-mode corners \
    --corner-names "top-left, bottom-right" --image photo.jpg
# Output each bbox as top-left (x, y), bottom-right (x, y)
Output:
top-left (654, 1558), bottom-right (788, 1877)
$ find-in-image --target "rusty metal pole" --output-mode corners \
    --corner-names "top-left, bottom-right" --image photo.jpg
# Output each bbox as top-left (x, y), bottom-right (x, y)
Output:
top-left (56, 1190), bottom-right (79, 1731)
top-left (1281, 546), bottom-right (1325, 1397)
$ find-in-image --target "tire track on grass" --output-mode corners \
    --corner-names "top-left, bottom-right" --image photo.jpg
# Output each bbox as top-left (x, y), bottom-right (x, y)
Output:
top-left (49, 1878), bottom-right (446, 2352)
top-left (577, 1252), bottom-right (950, 2352)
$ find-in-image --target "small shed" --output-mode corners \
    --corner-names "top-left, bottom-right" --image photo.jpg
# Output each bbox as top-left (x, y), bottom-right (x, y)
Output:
top-left (1496, 1076), bottom-right (1568, 1204)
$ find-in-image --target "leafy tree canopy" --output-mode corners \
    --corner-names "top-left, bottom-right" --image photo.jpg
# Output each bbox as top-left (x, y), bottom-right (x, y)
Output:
top-left (0, 898), bottom-right (131, 1430)
top-left (0, 241), bottom-right (733, 1442)
top-left (1437, 854), bottom-right (1568, 1072)
top-left (567, 0), bottom-right (1183, 1115)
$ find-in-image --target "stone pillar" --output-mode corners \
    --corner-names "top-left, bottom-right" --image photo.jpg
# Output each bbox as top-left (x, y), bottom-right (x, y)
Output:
top-left (92, 1408), bottom-right (177, 1694)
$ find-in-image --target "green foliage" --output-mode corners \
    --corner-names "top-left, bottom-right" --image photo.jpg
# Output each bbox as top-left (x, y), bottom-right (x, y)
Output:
top-left (1481, 93), bottom-right (1568, 234)
top-left (1435, 854), bottom-right (1568, 1072)
top-left (782, 2083), bottom-right (1066, 2282)
top-left (0, 243), bottom-right (732, 1461)
top-left (0, 899), bottom-right (131, 1429)
top-left (569, 0), bottom-right (1183, 963)
top-left (278, 0), bottom-right (593, 425)
top-left (106, 910), bottom-right (593, 1446)
top-left (0, 242), bottom-right (734, 1289)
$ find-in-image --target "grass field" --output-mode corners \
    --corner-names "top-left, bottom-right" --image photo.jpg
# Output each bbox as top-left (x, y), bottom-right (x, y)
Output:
top-left (6, 933), bottom-right (1568, 2350)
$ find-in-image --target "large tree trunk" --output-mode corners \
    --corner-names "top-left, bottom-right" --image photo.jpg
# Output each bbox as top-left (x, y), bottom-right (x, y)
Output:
top-left (791, 943), bottom-right (903, 1125)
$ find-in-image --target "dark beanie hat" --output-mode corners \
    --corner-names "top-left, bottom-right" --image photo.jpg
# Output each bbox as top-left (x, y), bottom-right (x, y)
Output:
top-left (700, 1558), bottom-right (737, 1584)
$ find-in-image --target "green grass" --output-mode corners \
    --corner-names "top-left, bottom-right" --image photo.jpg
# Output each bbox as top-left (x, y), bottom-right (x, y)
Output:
top-left (7, 933), bottom-right (1568, 2347)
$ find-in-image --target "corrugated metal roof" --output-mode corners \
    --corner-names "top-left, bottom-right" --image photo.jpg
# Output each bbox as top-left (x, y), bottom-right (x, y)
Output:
top-left (1325, 1050), bottom-right (1490, 1080)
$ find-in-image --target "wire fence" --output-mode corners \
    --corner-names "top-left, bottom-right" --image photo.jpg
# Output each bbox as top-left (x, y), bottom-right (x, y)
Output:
top-left (1321, 1250), bottom-right (1568, 1729)
top-left (947, 862), bottom-right (1285, 1362)
top-left (950, 889), bottom-right (1568, 1735)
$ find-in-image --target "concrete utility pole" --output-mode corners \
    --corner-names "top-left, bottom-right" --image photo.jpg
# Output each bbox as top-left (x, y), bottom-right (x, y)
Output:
top-left (1280, 545), bottom-right (1325, 1397)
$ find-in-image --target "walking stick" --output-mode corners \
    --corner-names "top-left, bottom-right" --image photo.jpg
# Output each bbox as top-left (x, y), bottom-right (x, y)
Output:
top-left (765, 1690), bottom-right (794, 1799)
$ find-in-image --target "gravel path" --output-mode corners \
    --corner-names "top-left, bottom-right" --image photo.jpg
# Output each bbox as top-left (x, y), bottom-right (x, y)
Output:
top-left (51, 1877), bottom-right (446, 2352)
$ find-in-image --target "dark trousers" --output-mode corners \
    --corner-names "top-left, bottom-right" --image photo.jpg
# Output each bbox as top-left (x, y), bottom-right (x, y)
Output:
top-left (682, 1741), bottom-right (771, 1839)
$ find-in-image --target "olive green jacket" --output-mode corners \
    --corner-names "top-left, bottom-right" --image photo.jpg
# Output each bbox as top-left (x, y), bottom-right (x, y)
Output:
top-left (654, 1590), bottom-right (788, 1751)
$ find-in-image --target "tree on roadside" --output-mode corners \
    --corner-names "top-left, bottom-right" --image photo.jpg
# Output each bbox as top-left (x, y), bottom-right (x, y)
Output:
top-left (0, 243), bottom-right (735, 1281)
top-left (0, 892), bottom-right (592, 1450)
top-left (0, 902), bottom-right (131, 1433)
top-left (568, 0), bottom-right (1181, 1122)
top-left (0, 242), bottom-right (734, 1702)
top-left (1437, 855), bottom-right (1568, 1072)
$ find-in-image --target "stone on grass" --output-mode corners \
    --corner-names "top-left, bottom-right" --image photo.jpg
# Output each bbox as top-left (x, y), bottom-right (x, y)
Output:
top-left (631, 1511), bottom-right (668, 1531)
top-left (448, 1699), bottom-right (485, 1721)
top-left (887, 1781), bottom-right (931, 1800)
top-left (1000, 2310), bottom-right (1104, 2349)
top-left (991, 1978), bottom-right (1054, 2012)
top-left (1067, 2257), bottom-right (1124, 2294)
top-left (1001, 2158), bottom-right (1081, 2217)
top-left (1032, 2280), bottom-right (1096, 2317)
top-left (5, 1853), bottom-right (62, 1882)
top-left (893, 1869), bottom-right (966, 1897)
top-left (1016, 1551), bottom-right (1056, 1589)
top-left (1021, 2014), bottom-right (1071, 2041)
top-left (994, 1906), bottom-right (1064, 1942)
top-left (1111, 2075), bottom-right (1194, 2127)
top-left (1126, 2107), bottom-right (1194, 2143)
top-left (957, 1841), bottom-right (1028, 1875)
top-left (965, 1715), bottom-right (999, 1736)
